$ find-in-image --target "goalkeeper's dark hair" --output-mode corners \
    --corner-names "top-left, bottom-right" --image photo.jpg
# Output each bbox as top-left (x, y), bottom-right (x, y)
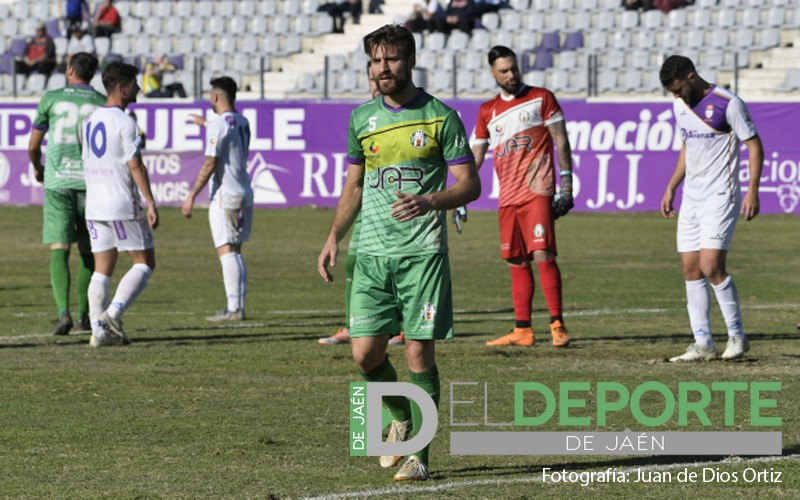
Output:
top-left (69, 52), bottom-right (99, 83)
top-left (659, 55), bottom-right (696, 87)
top-left (210, 76), bottom-right (238, 103)
top-left (488, 46), bottom-right (517, 66)
top-left (102, 61), bottom-right (138, 93)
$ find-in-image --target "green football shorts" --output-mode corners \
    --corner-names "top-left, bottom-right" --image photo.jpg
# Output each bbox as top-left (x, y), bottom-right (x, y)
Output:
top-left (42, 188), bottom-right (89, 246)
top-left (349, 253), bottom-right (454, 341)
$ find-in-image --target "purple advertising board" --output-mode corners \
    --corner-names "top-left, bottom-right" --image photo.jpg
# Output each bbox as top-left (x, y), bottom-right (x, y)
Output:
top-left (1, 99), bottom-right (798, 214)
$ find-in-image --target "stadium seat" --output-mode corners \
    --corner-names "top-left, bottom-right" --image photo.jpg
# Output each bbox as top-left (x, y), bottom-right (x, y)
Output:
top-left (765, 7), bottom-right (784, 27)
top-left (538, 32), bottom-right (560, 52)
top-left (196, 36), bottom-right (215, 55)
top-left (174, 35), bottom-right (193, 55)
top-left (430, 70), bottom-right (453, 94)
top-left (216, 1), bottom-right (235, 17)
top-left (208, 17), bottom-right (225, 35)
top-left (95, 37), bottom-right (111, 58)
top-left (577, 0), bottom-right (598, 10)
top-left (13, 1), bottom-right (30, 19)
top-left (611, 31), bottom-right (631, 50)
top-left (602, 50), bottom-right (625, 70)
top-left (594, 11), bottom-right (615, 31)
top-left (260, 34), bottom-right (280, 54)
top-left (218, 35), bottom-right (238, 54)
top-left (694, 0), bottom-right (717, 7)
top-left (709, 29), bottom-right (729, 48)
top-left (132, 0), bottom-right (151, 18)
top-left (9, 38), bottom-right (27, 58)
top-left (455, 68), bottom-right (475, 95)
top-left (45, 19), bottom-right (63, 39)
top-left (554, 50), bottom-right (577, 70)
top-left (348, 50), bottom-right (369, 71)
top-left (641, 9), bottom-right (663, 30)
top-left (416, 51), bottom-right (437, 71)
top-left (339, 71), bottom-right (357, 93)
top-left (121, 17), bottom-right (141, 35)
top-left (259, 1), bottom-right (278, 16)
top-left (481, 13), bottom-right (504, 32)
top-left (110, 35), bottom-right (130, 55)
top-left (115, 1), bottom-right (131, 17)
top-left (469, 29), bottom-right (491, 51)
top-left (446, 30), bottom-right (470, 51)
top-left (685, 30), bottom-right (704, 49)
top-left (777, 69), bottom-right (800, 92)
top-left (733, 29), bottom-right (754, 49)
top-left (585, 31), bottom-right (607, 51)
top-left (54, 37), bottom-right (68, 58)
top-left (531, 50), bottom-right (553, 71)
top-left (548, 11), bottom-right (568, 31)
top-left (629, 49), bottom-right (651, 69)
top-left (296, 72), bottom-right (316, 93)
top-left (562, 31), bottom-right (583, 50)
top-left (690, 9), bottom-right (711, 28)
top-left (208, 54), bottom-right (227, 73)
top-left (720, 0), bottom-right (741, 7)
top-left (517, 31), bottom-right (538, 52)
top-left (46, 73), bottom-right (66, 91)
top-left (545, 70), bottom-right (568, 93)
top-left (424, 32), bottom-right (446, 52)
top-left (165, 17), bottom-right (183, 36)
top-left (641, 71), bottom-right (663, 93)
top-left (143, 18), bottom-right (161, 36)
top-left (657, 30), bottom-right (679, 52)
top-left (272, 15), bottom-right (290, 34)
top-left (700, 49), bottom-right (725, 70)
top-left (252, 16), bottom-right (269, 34)
top-left (757, 28), bottom-right (780, 49)
top-left (313, 13), bottom-right (334, 35)
top-left (499, 10), bottom-right (521, 32)
top-left (294, 15), bottom-right (312, 35)
top-left (524, 70), bottom-right (545, 88)
top-left (666, 8), bottom-right (686, 29)
top-left (510, 0), bottom-right (530, 9)
top-left (522, 12), bottom-right (544, 32)
top-left (491, 31), bottom-right (514, 49)
top-left (174, 1), bottom-right (193, 17)
top-left (152, 36), bottom-right (172, 55)
top-left (281, 33), bottom-right (302, 56)
top-left (283, 1), bottom-right (301, 16)
top-left (569, 11), bottom-right (591, 31)
top-left (716, 9), bottom-right (736, 28)
top-left (596, 69), bottom-right (616, 93)
top-left (196, 1), bottom-right (214, 17)
top-left (533, 0), bottom-right (551, 9)
top-left (23, 73), bottom-right (46, 95)
top-left (619, 10), bottom-right (639, 30)
top-left (238, 1), bottom-right (257, 17)
top-left (133, 37), bottom-right (151, 56)
top-left (154, 1), bottom-right (172, 18)
top-left (239, 36), bottom-right (258, 54)
top-left (618, 69), bottom-right (641, 92)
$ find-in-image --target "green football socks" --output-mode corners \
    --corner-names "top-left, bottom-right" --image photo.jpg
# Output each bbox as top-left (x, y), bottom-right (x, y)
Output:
top-left (409, 365), bottom-right (440, 465)
top-left (361, 356), bottom-right (411, 422)
top-left (50, 249), bottom-right (70, 316)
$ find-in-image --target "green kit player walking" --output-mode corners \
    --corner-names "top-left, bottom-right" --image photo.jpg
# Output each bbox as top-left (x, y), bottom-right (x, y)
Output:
top-left (28, 52), bottom-right (107, 336)
top-left (317, 24), bottom-right (481, 481)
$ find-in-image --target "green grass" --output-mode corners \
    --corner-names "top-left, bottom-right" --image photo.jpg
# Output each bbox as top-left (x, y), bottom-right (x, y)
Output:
top-left (0, 207), bottom-right (798, 498)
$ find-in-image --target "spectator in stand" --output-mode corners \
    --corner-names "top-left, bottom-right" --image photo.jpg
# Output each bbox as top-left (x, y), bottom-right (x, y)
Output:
top-left (622, 0), bottom-right (653, 10)
top-left (92, 0), bottom-right (122, 38)
top-left (15, 23), bottom-right (57, 78)
top-left (319, 0), bottom-right (363, 34)
top-left (60, 0), bottom-right (90, 37)
top-left (436, 0), bottom-right (477, 35)
top-left (405, 0), bottom-right (444, 33)
top-left (143, 55), bottom-right (187, 98)
top-left (369, 0), bottom-right (384, 14)
top-left (59, 29), bottom-right (95, 72)
top-left (652, 0), bottom-right (691, 13)
top-left (475, 0), bottom-right (510, 16)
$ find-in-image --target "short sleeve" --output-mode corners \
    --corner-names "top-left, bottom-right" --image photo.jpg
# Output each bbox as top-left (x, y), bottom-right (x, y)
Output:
top-left (473, 102), bottom-right (490, 144)
top-left (204, 118), bottom-right (223, 157)
top-left (346, 110), bottom-right (364, 165)
top-left (440, 109), bottom-right (473, 166)
top-left (726, 96), bottom-right (758, 142)
top-left (120, 114), bottom-right (140, 161)
top-left (32, 93), bottom-right (50, 131)
top-left (541, 89), bottom-right (564, 126)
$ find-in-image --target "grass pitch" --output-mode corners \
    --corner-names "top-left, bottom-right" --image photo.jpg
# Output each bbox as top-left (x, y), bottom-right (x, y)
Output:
top-left (0, 206), bottom-right (798, 498)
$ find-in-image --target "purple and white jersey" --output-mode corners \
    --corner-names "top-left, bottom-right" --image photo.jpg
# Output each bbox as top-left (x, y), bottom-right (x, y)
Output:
top-left (82, 106), bottom-right (143, 221)
top-left (673, 85), bottom-right (758, 203)
top-left (205, 111), bottom-right (253, 208)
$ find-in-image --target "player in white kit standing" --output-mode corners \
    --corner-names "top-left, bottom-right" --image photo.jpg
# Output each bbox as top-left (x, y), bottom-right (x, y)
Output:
top-left (659, 55), bottom-right (764, 362)
top-left (82, 61), bottom-right (159, 347)
top-left (183, 76), bottom-right (252, 321)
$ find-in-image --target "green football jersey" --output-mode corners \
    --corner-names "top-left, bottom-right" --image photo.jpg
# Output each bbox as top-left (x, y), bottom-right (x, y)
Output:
top-left (33, 84), bottom-right (107, 190)
top-left (346, 91), bottom-right (472, 257)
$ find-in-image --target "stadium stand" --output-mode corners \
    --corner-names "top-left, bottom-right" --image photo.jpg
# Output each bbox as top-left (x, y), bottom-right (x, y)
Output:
top-left (0, 0), bottom-right (798, 99)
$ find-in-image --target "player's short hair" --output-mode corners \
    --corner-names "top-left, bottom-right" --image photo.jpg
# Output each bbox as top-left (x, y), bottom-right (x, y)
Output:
top-left (488, 45), bottom-right (517, 66)
top-left (363, 24), bottom-right (415, 61)
top-left (102, 61), bottom-right (138, 93)
top-left (659, 55), bottom-right (696, 87)
top-left (69, 52), bottom-right (99, 82)
top-left (210, 76), bottom-right (238, 103)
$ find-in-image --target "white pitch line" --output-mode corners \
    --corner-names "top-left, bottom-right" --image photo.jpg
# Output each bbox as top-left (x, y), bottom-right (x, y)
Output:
top-left (4, 303), bottom-right (799, 342)
top-left (304, 453), bottom-right (800, 500)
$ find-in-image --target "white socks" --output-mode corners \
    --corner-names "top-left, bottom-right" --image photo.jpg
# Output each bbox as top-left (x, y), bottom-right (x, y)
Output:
top-left (711, 275), bottom-right (744, 339)
top-left (108, 263), bottom-right (153, 320)
top-left (88, 273), bottom-right (111, 335)
top-left (220, 252), bottom-right (246, 312)
top-left (685, 278), bottom-right (713, 349)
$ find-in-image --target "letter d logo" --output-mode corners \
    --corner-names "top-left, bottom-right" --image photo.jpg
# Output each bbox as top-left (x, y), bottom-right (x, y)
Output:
top-left (353, 382), bottom-right (438, 457)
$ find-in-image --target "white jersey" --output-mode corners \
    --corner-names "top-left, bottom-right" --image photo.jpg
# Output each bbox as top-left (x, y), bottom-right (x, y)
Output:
top-left (205, 110), bottom-right (253, 209)
top-left (82, 106), bottom-right (143, 221)
top-left (673, 85), bottom-right (757, 203)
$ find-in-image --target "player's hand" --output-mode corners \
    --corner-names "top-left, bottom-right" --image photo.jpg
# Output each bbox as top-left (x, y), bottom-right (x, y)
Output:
top-left (452, 206), bottom-right (468, 234)
top-left (552, 191), bottom-right (574, 219)
top-left (34, 165), bottom-right (44, 183)
top-left (181, 196), bottom-right (194, 218)
top-left (317, 237), bottom-right (338, 283)
top-left (187, 114), bottom-right (206, 127)
top-left (147, 204), bottom-right (159, 230)
top-left (660, 190), bottom-right (675, 219)
top-left (391, 191), bottom-right (432, 221)
top-left (741, 191), bottom-right (760, 221)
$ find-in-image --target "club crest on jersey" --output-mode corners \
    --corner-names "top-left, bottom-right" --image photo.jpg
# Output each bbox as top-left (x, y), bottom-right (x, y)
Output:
top-left (519, 110), bottom-right (531, 122)
top-left (410, 130), bottom-right (428, 149)
top-left (704, 105), bottom-right (714, 121)
top-left (421, 303), bottom-right (437, 322)
top-left (368, 140), bottom-right (380, 154)
top-left (533, 224), bottom-right (545, 238)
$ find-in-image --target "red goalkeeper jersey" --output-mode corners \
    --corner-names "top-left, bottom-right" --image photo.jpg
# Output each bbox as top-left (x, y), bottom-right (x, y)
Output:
top-left (474, 85), bottom-right (564, 207)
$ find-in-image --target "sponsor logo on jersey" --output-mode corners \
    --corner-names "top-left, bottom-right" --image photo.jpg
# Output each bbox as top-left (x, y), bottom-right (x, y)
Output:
top-left (494, 123), bottom-right (504, 134)
top-left (368, 140), bottom-right (379, 154)
top-left (410, 130), bottom-right (428, 149)
top-left (421, 303), bottom-right (437, 322)
top-left (533, 223), bottom-right (544, 238)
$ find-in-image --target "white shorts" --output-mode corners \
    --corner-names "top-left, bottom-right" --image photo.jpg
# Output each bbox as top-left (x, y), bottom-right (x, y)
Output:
top-left (208, 198), bottom-right (253, 249)
top-left (676, 194), bottom-right (740, 252)
top-left (88, 217), bottom-right (154, 253)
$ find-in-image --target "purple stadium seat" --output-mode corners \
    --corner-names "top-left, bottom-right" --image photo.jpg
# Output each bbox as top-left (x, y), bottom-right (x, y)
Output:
top-left (531, 50), bottom-right (553, 71)
top-left (562, 32), bottom-right (583, 51)
top-left (538, 32), bottom-right (560, 53)
top-left (46, 19), bottom-right (63, 38)
top-left (10, 38), bottom-right (27, 58)
top-left (0, 52), bottom-right (12, 74)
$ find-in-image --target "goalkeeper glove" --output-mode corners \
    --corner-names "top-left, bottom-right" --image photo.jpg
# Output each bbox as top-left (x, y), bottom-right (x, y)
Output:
top-left (552, 191), bottom-right (574, 219)
top-left (452, 206), bottom-right (468, 234)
